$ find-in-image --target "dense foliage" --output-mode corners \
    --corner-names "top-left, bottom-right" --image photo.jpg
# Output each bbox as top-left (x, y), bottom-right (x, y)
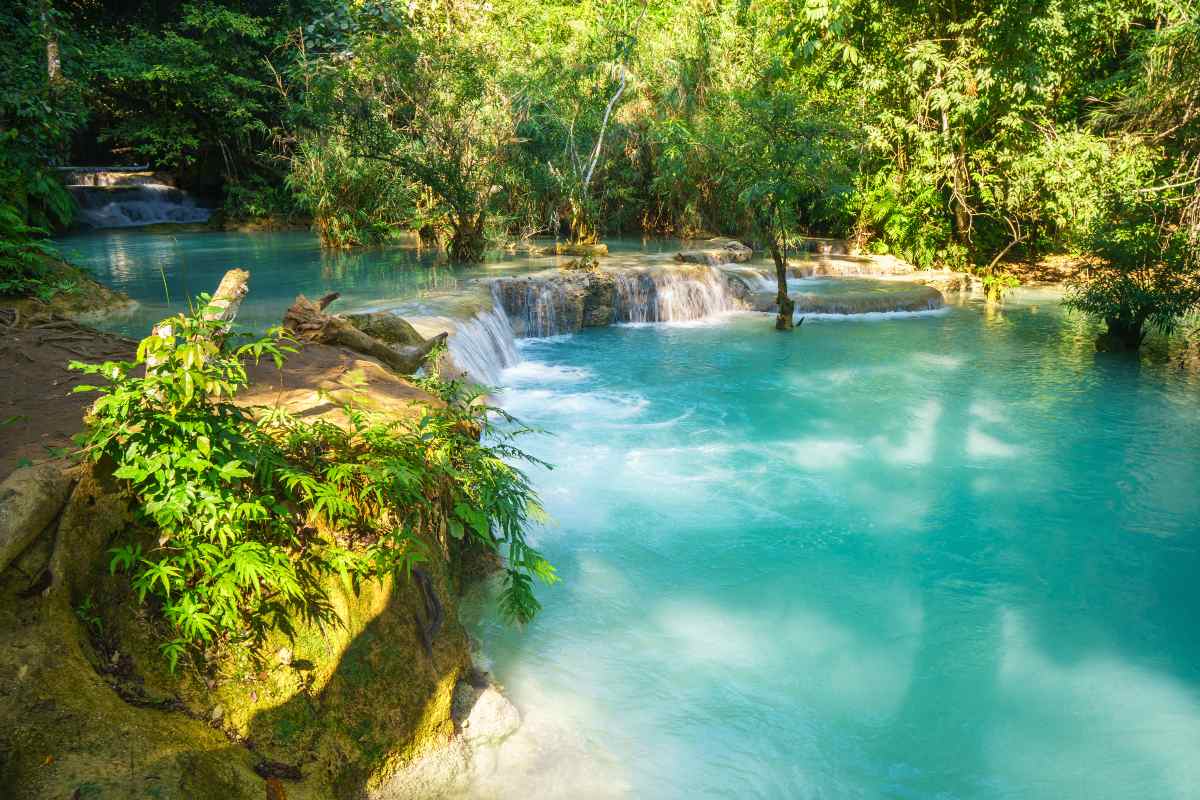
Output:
top-left (71, 301), bottom-right (555, 669)
top-left (1, 0), bottom-right (1198, 335)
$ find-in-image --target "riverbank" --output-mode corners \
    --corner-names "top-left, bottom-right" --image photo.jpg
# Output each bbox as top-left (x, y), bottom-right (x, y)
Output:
top-left (0, 317), bottom-right (531, 798)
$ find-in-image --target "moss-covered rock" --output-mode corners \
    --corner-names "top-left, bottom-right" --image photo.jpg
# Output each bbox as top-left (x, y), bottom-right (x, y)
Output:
top-left (0, 348), bottom-right (478, 800)
top-left (0, 256), bottom-right (137, 323)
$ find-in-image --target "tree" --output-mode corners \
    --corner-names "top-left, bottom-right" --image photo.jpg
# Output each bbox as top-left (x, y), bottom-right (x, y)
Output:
top-left (299, 0), bottom-right (519, 261)
top-left (730, 76), bottom-right (852, 330)
top-left (1065, 195), bottom-right (1200, 351)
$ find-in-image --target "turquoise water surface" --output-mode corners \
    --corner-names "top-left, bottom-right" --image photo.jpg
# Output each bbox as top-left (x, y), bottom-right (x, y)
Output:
top-left (67, 232), bottom-right (1200, 799)
top-left (464, 305), bottom-right (1200, 798)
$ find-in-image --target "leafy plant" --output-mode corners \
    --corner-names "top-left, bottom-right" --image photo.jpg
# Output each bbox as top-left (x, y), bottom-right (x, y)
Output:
top-left (72, 299), bottom-right (554, 670)
top-left (980, 271), bottom-right (1020, 304)
top-left (1065, 195), bottom-right (1200, 351)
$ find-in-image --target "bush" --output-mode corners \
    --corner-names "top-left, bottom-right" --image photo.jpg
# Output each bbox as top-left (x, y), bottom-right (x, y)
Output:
top-left (1065, 196), bottom-right (1200, 350)
top-left (72, 301), bottom-right (554, 670)
top-left (287, 136), bottom-right (414, 248)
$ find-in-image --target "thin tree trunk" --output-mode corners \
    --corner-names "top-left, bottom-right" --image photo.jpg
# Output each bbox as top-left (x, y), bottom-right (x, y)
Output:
top-left (771, 237), bottom-right (794, 331)
top-left (41, 0), bottom-right (61, 82)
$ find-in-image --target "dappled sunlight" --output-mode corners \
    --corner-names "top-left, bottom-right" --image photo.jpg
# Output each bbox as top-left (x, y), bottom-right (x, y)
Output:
top-left (871, 399), bottom-right (942, 465)
top-left (966, 426), bottom-right (1020, 459)
top-left (990, 610), bottom-right (1200, 799)
top-left (788, 438), bottom-right (864, 470)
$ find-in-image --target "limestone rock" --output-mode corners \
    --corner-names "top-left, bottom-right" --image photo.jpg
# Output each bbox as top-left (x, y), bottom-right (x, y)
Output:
top-left (798, 237), bottom-right (853, 255)
top-left (0, 463), bottom-right (73, 572)
top-left (675, 237), bottom-right (753, 265)
top-left (453, 673), bottom-right (521, 747)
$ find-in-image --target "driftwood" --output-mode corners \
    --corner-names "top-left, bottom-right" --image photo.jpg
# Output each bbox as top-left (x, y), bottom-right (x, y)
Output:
top-left (204, 268), bottom-right (250, 325)
top-left (282, 293), bottom-right (447, 375)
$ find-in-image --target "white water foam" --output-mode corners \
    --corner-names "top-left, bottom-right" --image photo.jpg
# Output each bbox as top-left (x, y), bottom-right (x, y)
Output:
top-left (500, 361), bottom-right (592, 384)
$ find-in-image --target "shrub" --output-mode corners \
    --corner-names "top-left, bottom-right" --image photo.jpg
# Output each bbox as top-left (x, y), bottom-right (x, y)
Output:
top-left (1065, 196), bottom-right (1200, 351)
top-left (73, 301), bottom-right (554, 670)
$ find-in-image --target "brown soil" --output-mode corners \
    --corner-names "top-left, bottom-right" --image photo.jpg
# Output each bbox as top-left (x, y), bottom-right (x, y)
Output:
top-left (0, 311), bottom-right (136, 480)
top-left (0, 309), bottom-right (437, 481)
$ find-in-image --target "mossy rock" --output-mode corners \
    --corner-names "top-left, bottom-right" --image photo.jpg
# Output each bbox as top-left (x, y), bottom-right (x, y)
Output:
top-left (1, 402), bottom-right (474, 799)
top-left (0, 256), bottom-right (137, 322)
top-left (543, 242), bottom-right (609, 257)
top-left (343, 312), bottom-right (427, 347)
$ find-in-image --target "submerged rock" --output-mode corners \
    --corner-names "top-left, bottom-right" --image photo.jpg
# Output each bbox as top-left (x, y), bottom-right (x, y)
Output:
top-left (538, 242), bottom-right (609, 257)
top-left (675, 237), bottom-right (753, 265)
top-left (453, 671), bottom-right (521, 747)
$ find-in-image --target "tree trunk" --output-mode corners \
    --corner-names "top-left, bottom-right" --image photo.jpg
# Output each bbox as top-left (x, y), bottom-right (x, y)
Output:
top-left (1097, 315), bottom-right (1146, 352)
top-left (41, 0), bottom-right (61, 83)
top-left (448, 213), bottom-right (485, 263)
top-left (770, 239), bottom-right (794, 331)
top-left (282, 294), bottom-right (448, 374)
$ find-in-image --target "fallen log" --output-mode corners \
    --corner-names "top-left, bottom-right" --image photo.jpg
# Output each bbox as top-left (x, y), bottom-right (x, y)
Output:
top-left (282, 294), bottom-right (447, 375)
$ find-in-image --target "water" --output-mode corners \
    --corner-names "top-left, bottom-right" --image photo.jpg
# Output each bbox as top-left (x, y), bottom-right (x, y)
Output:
top-left (462, 301), bottom-right (1200, 800)
top-left (63, 231), bottom-right (1200, 798)
top-left (68, 184), bottom-right (213, 228)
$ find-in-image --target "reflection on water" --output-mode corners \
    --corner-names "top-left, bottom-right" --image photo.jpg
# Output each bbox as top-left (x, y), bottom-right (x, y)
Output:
top-left (460, 301), bottom-right (1200, 799)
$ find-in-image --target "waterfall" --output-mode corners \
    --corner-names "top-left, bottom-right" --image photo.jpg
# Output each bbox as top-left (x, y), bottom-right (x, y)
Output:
top-left (69, 184), bottom-right (212, 229)
top-left (447, 305), bottom-right (521, 386)
top-left (495, 280), bottom-right (581, 338)
top-left (491, 266), bottom-right (748, 338)
top-left (612, 266), bottom-right (745, 323)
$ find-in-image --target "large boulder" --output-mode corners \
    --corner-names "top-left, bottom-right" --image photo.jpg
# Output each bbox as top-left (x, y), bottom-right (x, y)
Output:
top-left (344, 312), bottom-right (427, 347)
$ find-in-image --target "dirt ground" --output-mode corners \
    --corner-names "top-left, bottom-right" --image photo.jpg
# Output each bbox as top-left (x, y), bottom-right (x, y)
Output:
top-left (0, 310), bottom-right (136, 480)
top-left (0, 308), bottom-right (438, 481)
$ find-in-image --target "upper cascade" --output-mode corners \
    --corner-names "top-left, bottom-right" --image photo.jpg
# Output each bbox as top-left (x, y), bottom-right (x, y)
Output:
top-left (68, 180), bottom-right (212, 229)
top-left (492, 265), bottom-right (750, 338)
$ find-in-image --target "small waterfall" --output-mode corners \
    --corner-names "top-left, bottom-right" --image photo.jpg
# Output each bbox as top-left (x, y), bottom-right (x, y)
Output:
top-left (69, 184), bottom-right (212, 229)
top-left (494, 280), bottom-right (581, 337)
top-left (491, 266), bottom-right (747, 338)
top-left (447, 305), bottom-right (521, 386)
top-left (612, 266), bottom-right (745, 323)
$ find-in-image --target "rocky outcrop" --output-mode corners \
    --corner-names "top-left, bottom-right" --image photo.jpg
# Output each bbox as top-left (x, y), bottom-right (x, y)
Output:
top-left (0, 343), bottom-right (488, 800)
top-left (675, 237), bottom-right (753, 265)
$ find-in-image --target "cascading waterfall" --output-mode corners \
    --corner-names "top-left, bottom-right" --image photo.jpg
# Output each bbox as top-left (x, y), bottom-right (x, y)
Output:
top-left (612, 266), bottom-right (743, 323)
top-left (447, 303), bottom-right (521, 386)
top-left (497, 281), bottom-right (580, 338)
top-left (69, 184), bottom-right (212, 229)
top-left (493, 265), bottom-right (748, 339)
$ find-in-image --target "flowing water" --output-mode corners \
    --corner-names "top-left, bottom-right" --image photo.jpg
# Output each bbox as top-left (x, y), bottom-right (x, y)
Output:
top-left (63, 232), bottom-right (1200, 799)
top-left (68, 184), bottom-right (213, 228)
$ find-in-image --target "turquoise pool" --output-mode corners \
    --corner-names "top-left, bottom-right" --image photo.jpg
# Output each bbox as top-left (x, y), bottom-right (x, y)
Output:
top-left (65, 231), bottom-right (1200, 799)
